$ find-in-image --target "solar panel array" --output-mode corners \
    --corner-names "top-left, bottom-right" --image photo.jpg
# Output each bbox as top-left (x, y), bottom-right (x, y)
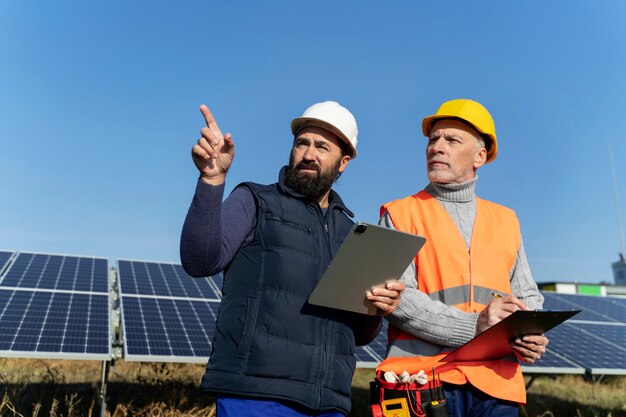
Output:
top-left (0, 252), bottom-right (111, 360)
top-left (2, 249), bottom-right (626, 378)
top-left (522, 292), bottom-right (626, 376)
top-left (0, 251), bottom-right (387, 365)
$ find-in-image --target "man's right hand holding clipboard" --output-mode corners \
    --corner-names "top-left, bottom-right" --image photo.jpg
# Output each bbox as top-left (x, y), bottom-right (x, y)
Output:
top-left (475, 293), bottom-right (549, 364)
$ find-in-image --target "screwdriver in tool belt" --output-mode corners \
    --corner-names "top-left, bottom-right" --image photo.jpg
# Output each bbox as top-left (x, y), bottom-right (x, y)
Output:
top-left (438, 373), bottom-right (445, 403)
top-left (430, 368), bottom-right (439, 406)
top-left (430, 368), bottom-right (436, 404)
top-left (429, 373), bottom-right (447, 416)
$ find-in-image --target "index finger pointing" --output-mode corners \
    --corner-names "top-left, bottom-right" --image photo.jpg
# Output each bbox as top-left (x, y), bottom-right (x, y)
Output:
top-left (199, 104), bottom-right (223, 137)
top-left (199, 104), bottom-right (215, 126)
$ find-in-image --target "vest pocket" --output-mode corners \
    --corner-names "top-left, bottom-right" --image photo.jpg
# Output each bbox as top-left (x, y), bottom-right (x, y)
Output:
top-left (265, 214), bottom-right (312, 234)
top-left (235, 296), bottom-right (258, 358)
top-left (263, 213), bottom-right (316, 256)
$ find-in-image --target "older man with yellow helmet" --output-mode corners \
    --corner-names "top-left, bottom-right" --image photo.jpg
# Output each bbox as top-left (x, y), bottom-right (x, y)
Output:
top-left (377, 99), bottom-right (547, 417)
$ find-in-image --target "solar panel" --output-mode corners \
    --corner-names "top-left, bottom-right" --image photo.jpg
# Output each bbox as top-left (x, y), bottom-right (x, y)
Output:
top-left (118, 260), bottom-right (218, 298)
top-left (362, 318), bottom-right (586, 374)
top-left (117, 260), bottom-right (221, 363)
top-left (121, 296), bottom-right (218, 362)
top-left (521, 348), bottom-right (585, 374)
top-left (356, 320), bottom-right (388, 367)
top-left (0, 251), bottom-right (111, 360)
top-left (211, 272), bottom-right (223, 296)
top-left (0, 250), bottom-right (14, 275)
top-left (357, 292), bottom-right (626, 376)
top-left (0, 252), bottom-right (109, 293)
top-left (613, 297), bottom-right (626, 307)
top-left (525, 292), bottom-right (626, 376)
top-left (543, 292), bottom-right (626, 323)
top-left (541, 323), bottom-right (626, 375)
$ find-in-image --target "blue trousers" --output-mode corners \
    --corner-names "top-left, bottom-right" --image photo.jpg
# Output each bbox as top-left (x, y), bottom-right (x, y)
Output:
top-left (443, 383), bottom-right (519, 417)
top-left (216, 397), bottom-right (345, 417)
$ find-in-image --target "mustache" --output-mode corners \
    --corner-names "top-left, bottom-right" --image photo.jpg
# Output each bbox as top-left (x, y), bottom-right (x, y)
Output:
top-left (295, 161), bottom-right (320, 173)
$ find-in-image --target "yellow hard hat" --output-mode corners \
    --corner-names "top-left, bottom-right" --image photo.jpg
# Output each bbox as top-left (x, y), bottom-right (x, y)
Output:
top-left (422, 99), bottom-right (498, 163)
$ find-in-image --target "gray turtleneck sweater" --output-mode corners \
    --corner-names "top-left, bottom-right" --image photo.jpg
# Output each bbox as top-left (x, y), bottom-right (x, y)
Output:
top-left (380, 175), bottom-right (544, 348)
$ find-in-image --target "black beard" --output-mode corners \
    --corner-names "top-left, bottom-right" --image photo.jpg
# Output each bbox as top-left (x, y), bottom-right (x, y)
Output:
top-left (284, 156), bottom-right (341, 200)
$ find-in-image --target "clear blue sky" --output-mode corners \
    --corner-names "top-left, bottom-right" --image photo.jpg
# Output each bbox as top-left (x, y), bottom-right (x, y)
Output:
top-left (1, 1), bottom-right (625, 284)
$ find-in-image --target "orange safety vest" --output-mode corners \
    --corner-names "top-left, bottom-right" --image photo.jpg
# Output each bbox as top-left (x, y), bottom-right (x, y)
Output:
top-left (377, 190), bottom-right (526, 404)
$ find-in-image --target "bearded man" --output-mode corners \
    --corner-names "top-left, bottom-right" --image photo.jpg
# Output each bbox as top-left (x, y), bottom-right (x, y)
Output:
top-left (180, 101), bottom-right (405, 417)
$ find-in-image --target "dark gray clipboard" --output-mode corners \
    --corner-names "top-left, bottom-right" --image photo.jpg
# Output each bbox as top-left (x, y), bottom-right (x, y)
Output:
top-left (308, 222), bottom-right (426, 315)
top-left (440, 309), bottom-right (580, 362)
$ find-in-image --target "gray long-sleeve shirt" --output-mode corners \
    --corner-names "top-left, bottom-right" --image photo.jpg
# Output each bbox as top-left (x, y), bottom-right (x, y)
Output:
top-left (380, 176), bottom-right (544, 348)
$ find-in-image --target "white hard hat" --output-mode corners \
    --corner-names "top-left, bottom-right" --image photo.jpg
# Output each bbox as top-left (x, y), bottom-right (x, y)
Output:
top-left (290, 101), bottom-right (358, 159)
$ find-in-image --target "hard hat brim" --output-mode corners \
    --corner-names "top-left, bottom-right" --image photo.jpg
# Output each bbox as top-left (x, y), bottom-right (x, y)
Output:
top-left (291, 117), bottom-right (357, 159)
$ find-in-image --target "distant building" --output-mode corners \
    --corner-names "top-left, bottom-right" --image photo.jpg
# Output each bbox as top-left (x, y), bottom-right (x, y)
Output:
top-left (538, 253), bottom-right (626, 297)
top-left (613, 254), bottom-right (626, 285)
top-left (538, 281), bottom-right (626, 298)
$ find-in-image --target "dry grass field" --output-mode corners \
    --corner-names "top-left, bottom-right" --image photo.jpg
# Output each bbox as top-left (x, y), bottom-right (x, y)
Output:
top-left (0, 358), bottom-right (625, 417)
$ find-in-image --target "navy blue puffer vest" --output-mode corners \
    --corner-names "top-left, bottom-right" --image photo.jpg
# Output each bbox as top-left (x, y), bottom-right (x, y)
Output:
top-left (201, 179), bottom-right (376, 415)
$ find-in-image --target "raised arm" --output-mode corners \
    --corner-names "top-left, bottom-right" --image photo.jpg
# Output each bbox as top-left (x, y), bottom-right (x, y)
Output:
top-left (181, 105), bottom-right (255, 277)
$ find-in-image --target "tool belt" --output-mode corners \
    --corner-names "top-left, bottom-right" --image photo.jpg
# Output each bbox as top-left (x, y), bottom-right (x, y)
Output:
top-left (370, 371), bottom-right (448, 417)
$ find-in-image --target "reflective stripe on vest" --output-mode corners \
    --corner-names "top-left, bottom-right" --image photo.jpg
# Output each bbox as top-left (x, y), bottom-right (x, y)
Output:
top-left (428, 284), bottom-right (509, 306)
top-left (377, 190), bottom-right (526, 404)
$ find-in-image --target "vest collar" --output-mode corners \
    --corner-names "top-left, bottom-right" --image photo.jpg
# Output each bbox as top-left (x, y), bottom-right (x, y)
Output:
top-left (277, 166), bottom-right (354, 218)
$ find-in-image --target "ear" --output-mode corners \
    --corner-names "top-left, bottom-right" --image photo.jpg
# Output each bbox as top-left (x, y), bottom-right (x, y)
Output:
top-left (473, 146), bottom-right (487, 170)
top-left (338, 155), bottom-right (351, 173)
